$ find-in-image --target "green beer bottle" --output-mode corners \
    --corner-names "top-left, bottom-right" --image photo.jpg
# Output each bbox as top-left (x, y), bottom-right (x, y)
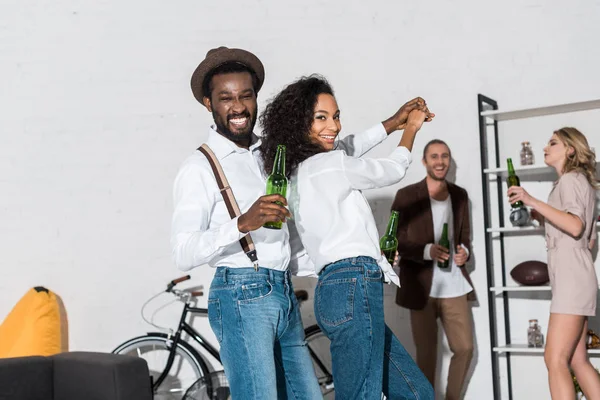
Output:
top-left (507, 158), bottom-right (524, 208)
top-left (438, 223), bottom-right (450, 269)
top-left (264, 145), bottom-right (288, 230)
top-left (380, 211), bottom-right (400, 264)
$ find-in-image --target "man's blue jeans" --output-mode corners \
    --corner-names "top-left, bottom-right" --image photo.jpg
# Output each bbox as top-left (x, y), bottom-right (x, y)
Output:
top-left (315, 256), bottom-right (434, 399)
top-left (207, 267), bottom-right (322, 400)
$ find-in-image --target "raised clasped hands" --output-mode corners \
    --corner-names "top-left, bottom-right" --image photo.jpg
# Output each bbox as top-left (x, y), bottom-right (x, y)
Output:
top-left (405, 108), bottom-right (428, 132)
top-left (392, 97), bottom-right (435, 131)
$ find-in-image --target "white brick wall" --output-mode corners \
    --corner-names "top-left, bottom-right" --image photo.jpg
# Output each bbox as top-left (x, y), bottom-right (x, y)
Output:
top-left (1, 0), bottom-right (599, 398)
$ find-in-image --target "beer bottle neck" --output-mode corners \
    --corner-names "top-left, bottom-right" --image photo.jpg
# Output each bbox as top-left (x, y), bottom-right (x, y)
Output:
top-left (273, 146), bottom-right (286, 176)
top-left (507, 158), bottom-right (516, 176)
top-left (385, 212), bottom-right (399, 236)
top-left (441, 223), bottom-right (449, 239)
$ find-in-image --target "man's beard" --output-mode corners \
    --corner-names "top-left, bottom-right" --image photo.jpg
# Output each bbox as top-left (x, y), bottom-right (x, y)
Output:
top-left (213, 110), bottom-right (256, 144)
top-left (427, 166), bottom-right (448, 181)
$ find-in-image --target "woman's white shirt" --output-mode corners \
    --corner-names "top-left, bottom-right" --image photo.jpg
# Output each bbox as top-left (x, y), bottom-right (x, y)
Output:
top-left (289, 146), bottom-right (412, 286)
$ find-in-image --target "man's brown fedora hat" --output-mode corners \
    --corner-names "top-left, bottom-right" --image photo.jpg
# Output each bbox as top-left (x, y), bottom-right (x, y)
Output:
top-left (190, 46), bottom-right (265, 103)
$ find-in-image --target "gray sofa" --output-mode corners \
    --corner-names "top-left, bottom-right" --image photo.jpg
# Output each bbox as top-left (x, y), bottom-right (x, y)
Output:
top-left (0, 352), bottom-right (152, 400)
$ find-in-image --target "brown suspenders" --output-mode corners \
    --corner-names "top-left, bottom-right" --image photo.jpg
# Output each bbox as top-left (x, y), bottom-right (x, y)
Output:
top-left (197, 144), bottom-right (259, 271)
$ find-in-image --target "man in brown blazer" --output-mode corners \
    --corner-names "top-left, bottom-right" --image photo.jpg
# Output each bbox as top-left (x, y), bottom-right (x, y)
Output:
top-left (392, 139), bottom-right (476, 400)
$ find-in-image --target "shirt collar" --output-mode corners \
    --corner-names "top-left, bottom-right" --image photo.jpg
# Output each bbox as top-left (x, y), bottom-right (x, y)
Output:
top-left (205, 125), bottom-right (262, 160)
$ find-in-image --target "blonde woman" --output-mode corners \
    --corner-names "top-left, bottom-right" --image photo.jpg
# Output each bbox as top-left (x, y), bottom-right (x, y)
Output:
top-left (507, 127), bottom-right (599, 399)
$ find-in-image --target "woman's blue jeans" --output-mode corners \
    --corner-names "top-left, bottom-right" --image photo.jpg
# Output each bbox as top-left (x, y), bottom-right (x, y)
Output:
top-left (315, 256), bottom-right (434, 399)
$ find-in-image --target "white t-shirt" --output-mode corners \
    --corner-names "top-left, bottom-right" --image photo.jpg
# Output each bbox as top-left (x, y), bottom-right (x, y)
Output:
top-left (425, 195), bottom-right (472, 298)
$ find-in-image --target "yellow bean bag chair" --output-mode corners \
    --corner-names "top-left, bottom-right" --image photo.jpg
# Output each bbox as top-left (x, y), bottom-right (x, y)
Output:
top-left (0, 287), bottom-right (62, 358)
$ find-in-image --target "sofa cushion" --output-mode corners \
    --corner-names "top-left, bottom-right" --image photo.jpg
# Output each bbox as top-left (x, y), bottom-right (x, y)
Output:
top-left (0, 356), bottom-right (53, 400)
top-left (53, 352), bottom-right (152, 400)
top-left (0, 287), bottom-right (62, 358)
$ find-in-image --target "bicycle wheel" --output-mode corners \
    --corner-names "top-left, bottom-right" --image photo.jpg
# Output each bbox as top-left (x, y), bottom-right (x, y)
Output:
top-left (183, 370), bottom-right (230, 400)
top-left (113, 333), bottom-right (208, 400)
top-left (304, 325), bottom-right (334, 399)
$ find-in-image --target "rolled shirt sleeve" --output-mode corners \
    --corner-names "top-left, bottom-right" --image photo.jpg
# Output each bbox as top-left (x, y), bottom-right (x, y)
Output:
top-left (341, 146), bottom-right (412, 190)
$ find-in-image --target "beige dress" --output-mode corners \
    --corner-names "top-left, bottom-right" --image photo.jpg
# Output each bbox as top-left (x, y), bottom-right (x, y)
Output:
top-left (546, 171), bottom-right (598, 316)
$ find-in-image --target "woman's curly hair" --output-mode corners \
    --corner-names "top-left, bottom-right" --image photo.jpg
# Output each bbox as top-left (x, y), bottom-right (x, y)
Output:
top-left (260, 75), bottom-right (334, 178)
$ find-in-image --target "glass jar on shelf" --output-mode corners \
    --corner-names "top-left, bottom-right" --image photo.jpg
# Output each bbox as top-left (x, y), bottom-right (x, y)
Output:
top-left (520, 141), bottom-right (535, 166)
top-left (527, 319), bottom-right (544, 348)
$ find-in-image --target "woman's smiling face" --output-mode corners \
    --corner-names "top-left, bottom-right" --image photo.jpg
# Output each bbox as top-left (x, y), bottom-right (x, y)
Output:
top-left (309, 93), bottom-right (341, 151)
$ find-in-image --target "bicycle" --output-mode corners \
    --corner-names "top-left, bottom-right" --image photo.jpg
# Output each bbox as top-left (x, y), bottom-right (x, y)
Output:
top-left (112, 275), bottom-right (334, 400)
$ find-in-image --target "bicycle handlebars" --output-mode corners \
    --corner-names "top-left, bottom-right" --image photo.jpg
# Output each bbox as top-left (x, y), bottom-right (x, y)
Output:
top-left (164, 276), bottom-right (308, 303)
top-left (166, 275), bottom-right (191, 292)
top-left (165, 276), bottom-right (204, 298)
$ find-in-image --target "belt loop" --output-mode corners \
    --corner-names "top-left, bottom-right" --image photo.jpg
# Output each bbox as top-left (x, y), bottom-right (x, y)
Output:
top-left (223, 268), bottom-right (228, 284)
top-left (268, 269), bottom-right (274, 284)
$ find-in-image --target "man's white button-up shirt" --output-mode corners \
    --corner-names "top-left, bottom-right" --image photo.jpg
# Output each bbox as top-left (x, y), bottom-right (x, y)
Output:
top-left (171, 124), bottom-right (388, 272)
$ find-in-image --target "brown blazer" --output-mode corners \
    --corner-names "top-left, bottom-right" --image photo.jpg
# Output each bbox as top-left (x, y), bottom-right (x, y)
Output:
top-left (393, 178), bottom-right (476, 310)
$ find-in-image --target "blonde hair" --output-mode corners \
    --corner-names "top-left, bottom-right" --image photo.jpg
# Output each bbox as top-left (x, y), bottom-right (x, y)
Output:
top-left (554, 127), bottom-right (600, 189)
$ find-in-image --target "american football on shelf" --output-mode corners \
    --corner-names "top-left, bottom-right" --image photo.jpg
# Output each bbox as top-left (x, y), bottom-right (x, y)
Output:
top-left (510, 261), bottom-right (549, 286)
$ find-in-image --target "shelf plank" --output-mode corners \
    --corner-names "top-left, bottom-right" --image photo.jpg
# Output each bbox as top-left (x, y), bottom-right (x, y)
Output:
top-left (490, 286), bottom-right (551, 292)
top-left (483, 164), bottom-right (553, 176)
top-left (484, 163), bottom-right (600, 176)
top-left (480, 99), bottom-right (600, 121)
top-left (487, 222), bottom-right (600, 234)
top-left (493, 344), bottom-right (600, 354)
top-left (487, 226), bottom-right (543, 233)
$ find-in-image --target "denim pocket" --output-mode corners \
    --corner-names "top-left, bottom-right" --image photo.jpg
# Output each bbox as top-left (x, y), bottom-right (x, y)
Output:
top-left (365, 267), bottom-right (383, 282)
top-left (317, 278), bottom-right (357, 327)
top-left (207, 299), bottom-right (223, 343)
top-left (240, 280), bottom-right (273, 303)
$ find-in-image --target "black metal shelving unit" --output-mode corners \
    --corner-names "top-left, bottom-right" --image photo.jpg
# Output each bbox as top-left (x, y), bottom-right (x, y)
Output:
top-left (478, 94), bottom-right (511, 400)
top-left (477, 94), bottom-right (600, 399)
